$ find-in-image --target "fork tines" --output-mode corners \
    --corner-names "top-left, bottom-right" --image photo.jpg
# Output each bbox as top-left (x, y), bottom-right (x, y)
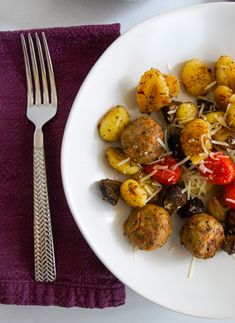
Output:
top-left (21, 33), bottom-right (57, 107)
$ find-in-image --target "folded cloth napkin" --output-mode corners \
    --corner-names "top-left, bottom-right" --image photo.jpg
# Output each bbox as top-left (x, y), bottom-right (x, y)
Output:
top-left (0, 24), bottom-right (125, 308)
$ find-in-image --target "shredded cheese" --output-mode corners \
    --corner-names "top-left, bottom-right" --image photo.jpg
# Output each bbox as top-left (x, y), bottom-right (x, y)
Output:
top-left (214, 114), bottom-right (228, 128)
top-left (212, 140), bottom-right (229, 147)
top-left (198, 103), bottom-right (205, 117)
top-left (225, 198), bottom-right (235, 204)
top-left (200, 134), bottom-right (210, 156)
top-left (187, 256), bottom-right (196, 279)
top-left (157, 138), bottom-right (169, 151)
top-left (204, 80), bottom-right (217, 92)
top-left (145, 187), bottom-right (161, 203)
top-left (171, 156), bottom-right (191, 170)
top-left (116, 157), bottom-right (130, 167)
top-left (167, 109), bottom-right (177, 115)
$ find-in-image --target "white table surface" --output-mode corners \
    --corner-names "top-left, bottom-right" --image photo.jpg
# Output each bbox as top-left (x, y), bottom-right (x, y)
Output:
top-left (0, 0), bottom-right (233, 322)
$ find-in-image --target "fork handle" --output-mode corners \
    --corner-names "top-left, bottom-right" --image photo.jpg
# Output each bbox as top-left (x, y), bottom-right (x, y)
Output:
top-left (33, 128), bottom-right (56, 282)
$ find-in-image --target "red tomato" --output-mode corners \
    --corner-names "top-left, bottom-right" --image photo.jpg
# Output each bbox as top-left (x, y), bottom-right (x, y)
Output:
top-left (143, 156), bottom-right (181, 185)
top-left (198, 153), bottom-right (235, 185)
top-left (224, 181), bottom-right (235, 210)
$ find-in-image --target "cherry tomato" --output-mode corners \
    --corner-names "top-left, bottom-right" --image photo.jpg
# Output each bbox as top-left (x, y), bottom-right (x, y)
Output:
top-left (143, 156), bottom-right (181, 185)
top-left (198, 153), bottom-right (235, 185)
top-left (224, 181), bottom-right (235, 210)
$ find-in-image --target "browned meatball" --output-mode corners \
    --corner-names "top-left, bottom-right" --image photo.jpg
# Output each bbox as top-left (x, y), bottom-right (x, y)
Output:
top-left (121, 116), bottom-right (164, 164)
top-left (180, 213), bottom-right (224, 259)
top-left (123, 204), bottom-right (172, 251)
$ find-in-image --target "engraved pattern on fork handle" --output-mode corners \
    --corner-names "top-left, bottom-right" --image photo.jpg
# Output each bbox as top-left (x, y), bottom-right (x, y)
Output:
top-left (33, 129), bottom-right (56, 282)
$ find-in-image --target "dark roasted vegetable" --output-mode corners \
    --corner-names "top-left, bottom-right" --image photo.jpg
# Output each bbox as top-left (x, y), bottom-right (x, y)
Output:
top-left (225, 210), bottom-right (235, 233)
top-left (222, 233), bottom-right (235, 255)
top-left (227, 136), bottom-right (235, 150)
top-left (196, 98), bottom-right (217, 113)
top-left (160, 184), bottom-right (186, 214)
top-left (161, 101), bottom-right (181, 124)
top-left (168, 134), bottom-right (186, 162)
top-left (100, 179), bottom-right (122, 205)
top-left (178, 197), bottom-right (205, 218)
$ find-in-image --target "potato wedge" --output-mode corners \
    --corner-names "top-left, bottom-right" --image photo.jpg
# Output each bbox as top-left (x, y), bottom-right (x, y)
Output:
top-left (181, 59), bottom-right (213, 97)
top-left (215, 55), bottom-right (235, 91)
top-left (105, 147), bottom-right (140, 175)
top-left (180, 118), bottom-right (212, 164)
top-left (214, 85), bottom-right (233, 110)
top-left (98, 105), bottom-right (130, 142)
top-left (136, 68), bottom-right (171, 113)
top-left (120, 179), bottom-right (147, 208)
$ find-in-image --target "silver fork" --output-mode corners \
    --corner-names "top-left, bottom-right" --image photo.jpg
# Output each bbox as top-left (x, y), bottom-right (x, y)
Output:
top-left (21, 33), bottom-right (57, 282)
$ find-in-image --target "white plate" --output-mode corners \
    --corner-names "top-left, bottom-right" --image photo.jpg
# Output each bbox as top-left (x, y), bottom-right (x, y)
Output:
top-left (61, 2), bottom-right (235, 319)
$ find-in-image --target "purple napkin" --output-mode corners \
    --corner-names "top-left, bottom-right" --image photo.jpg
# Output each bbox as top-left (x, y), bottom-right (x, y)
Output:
top-left (0, 24), bottom-right (125, 308)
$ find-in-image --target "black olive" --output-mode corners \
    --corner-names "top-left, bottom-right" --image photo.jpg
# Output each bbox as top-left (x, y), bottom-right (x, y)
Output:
top-left (222, 232), bottom-right (235, 255)
top-left (225, 210), bottom-right (235, 233)
top-left (160, 184), bottom-right (186, 214)
top-left (168, 134), bottom-right (186, 162)
top-left (177, 197), bottom-right (205, 218)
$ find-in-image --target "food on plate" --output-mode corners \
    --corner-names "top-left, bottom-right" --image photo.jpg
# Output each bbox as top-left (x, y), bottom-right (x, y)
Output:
top-left (120, 179), bottom-right (147, 208)
top-left (198, 153), bottom-right (235, 185)
top-left (143, 155), bottom-right (181, 185)
top-left (121, 116), bottom-right (164, 164)
top-left (225, 104), bottom-right (235, 129)
top-left (98, 105), bottom-right (130, 142)
top-left (180, 213), bottom-right (225, 259)
top-left (214, 85), bottom-right (233, 110)
top-left (175, 102), bottom-right (198, 125)
top-left (98, 54), bottom-right (235, 260)
top-left (177, 197), bottom-right (205, 218)
top-left (105, 147), bottom-right (140, 175)
top-left (181, 59), bottom-right (213, 97)
top-left (160, 184), bottom-right (186, 214)
top-left (99, 179), bottom-right (122, 205)
top-left (215, 55), bottom-right (235, 91)
top-left (180, 118), bottom-right (212, 164)
top-left (225, 210), bottom-right (235, 233)
top-left (123, 204), bottom-right (172, 250)
top-left (222, 233), bottom-right (235, 255)
top-left (136, 68), bottom-right (180, 113)
top-left (207, 192), bottom-right (227, 222)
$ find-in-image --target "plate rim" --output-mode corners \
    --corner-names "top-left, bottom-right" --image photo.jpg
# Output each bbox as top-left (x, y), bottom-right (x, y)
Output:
top-left (61, 1), bottom-right (235, 319)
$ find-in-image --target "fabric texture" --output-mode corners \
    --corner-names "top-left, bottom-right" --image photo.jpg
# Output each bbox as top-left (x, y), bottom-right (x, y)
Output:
top-left (0, 24), bottom-right (125, 308)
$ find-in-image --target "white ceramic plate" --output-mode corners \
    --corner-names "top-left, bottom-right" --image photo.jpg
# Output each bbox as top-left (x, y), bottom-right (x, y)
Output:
top-left (61, 2), bottom-right (235, 318)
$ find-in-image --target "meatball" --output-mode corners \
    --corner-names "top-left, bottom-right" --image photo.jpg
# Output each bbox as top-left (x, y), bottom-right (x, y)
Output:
top-left (121, 116), bottom-right (164, 164)
top-left (180, 213), bottom-right (224, 259)
top-left (124, 204), bottom-right (172, 251)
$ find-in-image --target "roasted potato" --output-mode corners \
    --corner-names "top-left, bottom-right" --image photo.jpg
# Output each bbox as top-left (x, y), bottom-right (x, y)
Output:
top-left (205, 111), bottom-right (224, 124)
top-left (133, 171), bottom-right (162, 203)
top-left (164, 74), bottom-right (180, 97)
top-left (175, 102), bottom-right (198, 125)
top-left (215, 55), bottom-right (235, 91)
top-left (214, 85), bottom-right (233, 110)
top-left (120, 179), bottom-right (147, 208)
top-left (180, 118), bottom-right (212, 164)
top-left (136, 68), bottom-right (172, 113)
top-left (105, 147), bottom-right (140, 175)
top-left (180, 213), bottom-right (224, 259)
top-left (124, 204), bottom-right (172, 250)
top-left (207, 192), bottom-right (227, 222)
top-left (213, 127), bottom-right (235, 142)
top-left (225, 103), bottom-right (235, 129)
top-left (98, 105), bottom-right (130, 142)
top-left (181, 59), bottom-right (213, 97)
